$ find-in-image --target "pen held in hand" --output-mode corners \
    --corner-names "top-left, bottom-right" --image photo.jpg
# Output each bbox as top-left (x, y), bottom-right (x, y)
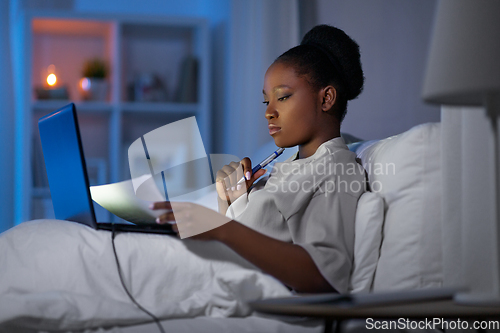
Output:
top-left (237, 148), bottom-right (285, 184)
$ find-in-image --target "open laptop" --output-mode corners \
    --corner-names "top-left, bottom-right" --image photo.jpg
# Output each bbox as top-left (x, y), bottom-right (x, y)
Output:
top-left (38, 103), bottom-right (175, 234)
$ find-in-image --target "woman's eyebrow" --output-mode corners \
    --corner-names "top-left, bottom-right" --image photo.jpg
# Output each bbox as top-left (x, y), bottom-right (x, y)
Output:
top-left (273, 85), bottom-right (291, 93)
top-left (263, 85), bottom-right (292, 95)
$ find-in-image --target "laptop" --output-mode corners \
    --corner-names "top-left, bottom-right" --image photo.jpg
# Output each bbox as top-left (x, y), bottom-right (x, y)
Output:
top-left (38, 103), bottom-right (175, 235)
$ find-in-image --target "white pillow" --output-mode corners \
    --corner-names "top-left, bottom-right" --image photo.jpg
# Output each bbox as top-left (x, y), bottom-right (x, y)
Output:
top-left (349, 192), bottom-right (385, 294)
top-left (356, 123), bottom-right (443, 291)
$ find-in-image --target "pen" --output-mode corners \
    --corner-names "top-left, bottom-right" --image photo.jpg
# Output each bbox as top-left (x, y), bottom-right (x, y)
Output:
top-left (237, 148), bottom-right (285, 184)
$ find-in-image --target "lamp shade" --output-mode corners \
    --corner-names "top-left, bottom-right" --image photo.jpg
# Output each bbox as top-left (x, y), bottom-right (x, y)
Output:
top-left (422, 0), bottom-right (500, 106)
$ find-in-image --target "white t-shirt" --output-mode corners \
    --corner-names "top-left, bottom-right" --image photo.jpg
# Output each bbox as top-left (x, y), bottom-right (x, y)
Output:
top-left (227, 137), bottom-right (365, 293)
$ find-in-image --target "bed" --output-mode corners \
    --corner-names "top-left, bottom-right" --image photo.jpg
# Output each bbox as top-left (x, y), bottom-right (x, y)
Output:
top-left (0, 123), bottom-right (443, 332)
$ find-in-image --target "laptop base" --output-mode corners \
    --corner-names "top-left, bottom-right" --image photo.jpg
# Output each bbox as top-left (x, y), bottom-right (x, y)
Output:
top-left (96, 222), bottom-right (176, 235)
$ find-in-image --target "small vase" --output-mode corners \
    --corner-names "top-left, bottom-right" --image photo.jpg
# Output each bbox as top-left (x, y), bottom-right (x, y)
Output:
top-left (79, 77), bottom-right (109, 101)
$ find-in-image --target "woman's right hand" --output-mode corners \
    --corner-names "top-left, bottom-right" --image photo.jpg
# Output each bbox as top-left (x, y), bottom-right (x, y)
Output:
top-left (215, 157), bottom-right (266, 210)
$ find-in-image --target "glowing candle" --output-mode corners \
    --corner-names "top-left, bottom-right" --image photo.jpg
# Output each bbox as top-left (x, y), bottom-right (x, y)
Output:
top-left (45, 64), bottom-right (57, 87)
top-left (47, 73), bottom-right (57, 86)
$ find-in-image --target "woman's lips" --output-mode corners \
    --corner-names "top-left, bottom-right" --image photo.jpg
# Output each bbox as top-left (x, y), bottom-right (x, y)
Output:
top-left (268, 125), bottom-right (281, 136)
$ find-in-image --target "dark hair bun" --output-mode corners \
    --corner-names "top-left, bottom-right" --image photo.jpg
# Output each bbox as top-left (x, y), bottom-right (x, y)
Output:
top-left (301, 25), bottom-right (364, 100)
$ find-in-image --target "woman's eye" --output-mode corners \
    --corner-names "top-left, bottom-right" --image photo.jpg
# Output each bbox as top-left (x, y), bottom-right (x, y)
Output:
top-left (263, 101), bottom-right (269, 105)
top-left (278, 95), bottom-right (290, 102)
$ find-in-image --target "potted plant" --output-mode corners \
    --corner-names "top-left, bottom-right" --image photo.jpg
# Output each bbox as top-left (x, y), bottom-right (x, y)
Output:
top-left (79, 58), bottom-right (109, 101)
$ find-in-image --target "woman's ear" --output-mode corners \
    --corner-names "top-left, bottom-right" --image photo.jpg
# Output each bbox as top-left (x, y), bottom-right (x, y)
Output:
top-left (321, 86), bottom-right (337, 112)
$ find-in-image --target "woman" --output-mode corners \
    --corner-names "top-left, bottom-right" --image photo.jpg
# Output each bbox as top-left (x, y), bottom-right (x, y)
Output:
top-left (152, 24), bottom-right (365, 294)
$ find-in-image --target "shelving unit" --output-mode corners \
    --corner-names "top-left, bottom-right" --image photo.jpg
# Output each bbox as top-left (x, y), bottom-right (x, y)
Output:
top-left (13, 11), bottom-right (211, 223)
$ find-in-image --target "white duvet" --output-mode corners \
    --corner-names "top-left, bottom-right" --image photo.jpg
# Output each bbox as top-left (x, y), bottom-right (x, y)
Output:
top-left (0, 220), bottom-right (291, 331)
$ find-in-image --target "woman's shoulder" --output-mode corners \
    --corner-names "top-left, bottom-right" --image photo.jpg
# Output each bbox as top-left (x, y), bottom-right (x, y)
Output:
top-left (318, 140), bottom-right (363, 172)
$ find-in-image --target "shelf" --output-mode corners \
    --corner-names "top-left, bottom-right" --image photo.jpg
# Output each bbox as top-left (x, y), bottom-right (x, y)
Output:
top-left (121, 23), bottom-right (195, 103)
top-left (16, 12), bottom-right (211, 223)
top-left (33, 19), bottom-right (111, 37)
top-left (33, 100), bottom-right (113, 112)
top-left (32, 100), bottom-right (198, 114)
top-left (32, 18), bottom-right (113, 103)
top-left (120, 102), bottom-right (198, 113)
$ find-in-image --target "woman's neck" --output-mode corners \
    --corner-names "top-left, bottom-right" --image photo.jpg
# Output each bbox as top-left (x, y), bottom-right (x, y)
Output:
top-left (297, 131), bottom-right (341, 159)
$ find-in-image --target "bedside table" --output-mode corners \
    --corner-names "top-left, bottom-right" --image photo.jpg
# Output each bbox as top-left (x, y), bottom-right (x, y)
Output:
top-left (249, 289), bottom-right (500, 333)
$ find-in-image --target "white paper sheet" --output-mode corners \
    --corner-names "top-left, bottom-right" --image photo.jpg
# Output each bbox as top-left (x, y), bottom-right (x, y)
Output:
top-left (89, 175), bottom-right (167, 224)
top-left (89, 175), bottom-right (219, 225)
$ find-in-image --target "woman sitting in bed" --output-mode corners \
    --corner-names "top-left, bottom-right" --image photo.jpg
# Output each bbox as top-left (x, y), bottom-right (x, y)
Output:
top-left (152, 24), bottom-right (365, 294)
top-left (0, 24), bottom-right (365, 331)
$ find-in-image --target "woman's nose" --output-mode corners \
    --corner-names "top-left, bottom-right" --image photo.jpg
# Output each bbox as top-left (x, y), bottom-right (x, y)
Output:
top-left (265, 107), bottom-right (278, 120)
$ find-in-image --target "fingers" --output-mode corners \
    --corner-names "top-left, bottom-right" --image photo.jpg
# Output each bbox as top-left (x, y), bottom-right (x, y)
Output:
top-left (240, 157), bottom-right (252, 181)
top-left (214, 157), bottom-right (269, 203)
top-left (155, 204), bottom-right (191, 227)
top-left (155, 210), bottom-right (176, 224)
top-left (250, 168), bottom-right (266, 184)
top-left (216, 159), bottom-right (246, 184)
top-left (150, 201), bottom-right (177, 225)
top-left (153, 202), bottom-right (195, 223)
top-left (240, 158), bottom-right (266, 186)
top-left (150, 202), bottom-right (233, 240)
top-left (148, 202), bottom-right (184, 239)
top-left (149, 201), bottom-right (173, 210)
top-left (216, 164), bottom-right (237, 182)
top-left (215, 160), bottom-right (245, 200)
top-left (228, 161), bottom-right (242, 186)
top-left (215, 180), bottom-right (229, 201)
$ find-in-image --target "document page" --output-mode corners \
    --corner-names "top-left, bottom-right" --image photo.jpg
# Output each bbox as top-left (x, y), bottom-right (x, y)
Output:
top-left (90, 174), bottom-right (218, 224)
top-left (90, 175), bottom-right (166, 224)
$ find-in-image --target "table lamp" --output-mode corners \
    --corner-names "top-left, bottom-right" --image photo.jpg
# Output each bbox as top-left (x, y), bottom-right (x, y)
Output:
top-left (422, 0), bottom-right (500, 304)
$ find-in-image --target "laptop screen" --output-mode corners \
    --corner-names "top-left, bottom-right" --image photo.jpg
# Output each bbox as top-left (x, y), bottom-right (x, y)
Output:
top-left (38, 103), bottom-right (97, 228)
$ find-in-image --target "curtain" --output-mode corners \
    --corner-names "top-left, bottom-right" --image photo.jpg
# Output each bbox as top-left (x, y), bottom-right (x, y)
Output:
top-left (224, 0), bottom-right (299, 158)
top-left (0, 0), bottom-right (15, 232)
top-left (441, 106), bottom-right (500, 294)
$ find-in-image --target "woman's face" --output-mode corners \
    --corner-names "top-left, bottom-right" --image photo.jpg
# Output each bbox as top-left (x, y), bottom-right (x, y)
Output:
top-left (263, 62), bottom-right (325, 154)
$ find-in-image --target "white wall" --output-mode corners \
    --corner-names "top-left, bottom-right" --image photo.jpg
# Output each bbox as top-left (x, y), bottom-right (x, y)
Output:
top-left (317, 0), bottom-right (440, 140)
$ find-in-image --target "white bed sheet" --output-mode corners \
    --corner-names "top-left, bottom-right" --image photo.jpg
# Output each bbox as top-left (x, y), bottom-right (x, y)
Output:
top-left (84, 316), bottom-right (324, 333)
top-left (0, 316), bottom-right (324, 333)
top-left (0, 220), bottom-right (292, 331)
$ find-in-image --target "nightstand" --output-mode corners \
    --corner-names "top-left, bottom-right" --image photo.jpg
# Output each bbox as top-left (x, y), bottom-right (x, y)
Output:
top-left (249, 289), bottom-right (500, 333)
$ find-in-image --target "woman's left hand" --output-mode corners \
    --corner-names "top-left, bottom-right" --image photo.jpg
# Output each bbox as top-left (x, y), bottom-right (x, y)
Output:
top-left (150, 201), bottom-right (231, 240)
